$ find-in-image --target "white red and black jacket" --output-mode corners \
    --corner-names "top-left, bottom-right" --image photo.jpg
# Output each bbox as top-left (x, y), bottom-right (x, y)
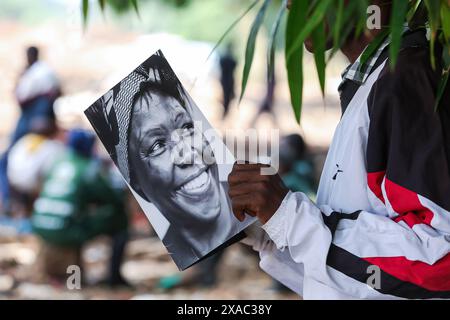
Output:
top-left (248, 29), bottom-right (450, 299)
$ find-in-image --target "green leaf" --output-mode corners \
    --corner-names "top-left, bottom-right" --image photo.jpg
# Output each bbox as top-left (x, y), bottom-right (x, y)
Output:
top-left (267, 1), bottom-right (286, 84)
top-left (425, 0), bottom-right (441, 30)
top-left (444, 43), bottom-right (450, 68)
top-left (434, 43), bottom-right (449, 111)
top-left (98, 0), bottom-right (105, 11)
top-left (424, 0), bottom-right (441, 69)
top-left (328, 0), bottom-right (362, 62)
top-left (354, 0), bottom-right (369, 38)
top-left (441, 2), bottom-right (450, 45)
top-left (328, 21), bottom-right (355, 62)
top-left (333, 0), bottom-right (345, 49)
top-left (408, 0), bottom-right (429, 30)
top-left (285, 0), bottom-right (308, 123)
top-left (434, 71), bottom-right (449, 111)
top-left (312, 21), bottom-right (326, 96)
top-left (207, 0), bottom-right (260, 61)
top-left (407, 0), bottom-right (423, 22)
top-left (286, 0), bottom-right (333, 62)
top-left (98, 0), bottom-right (106, 19)
top-left (239, 0), bottom-right (271, 102)
top-left (358, 28), bottom-right (389, 70)
top-left (130, 0), bottom-right (140, 19)
top-left (307, 0), bottom-right (320, 14)
top-left (82, 0), bottom-right (89, 28)
top-left (389, 0), bottom-right (409, 70)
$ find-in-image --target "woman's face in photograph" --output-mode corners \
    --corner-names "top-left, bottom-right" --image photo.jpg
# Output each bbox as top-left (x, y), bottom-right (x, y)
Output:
top-left (128, 90), bottom-right (221, 227)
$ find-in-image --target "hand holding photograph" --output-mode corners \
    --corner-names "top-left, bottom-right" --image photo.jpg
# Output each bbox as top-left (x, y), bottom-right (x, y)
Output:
top-left (85, 50), bottom-right (255, 270)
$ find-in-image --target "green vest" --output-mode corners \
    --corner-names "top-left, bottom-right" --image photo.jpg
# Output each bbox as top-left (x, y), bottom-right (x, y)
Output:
top-left (32, 151), bottom-right (121, 236)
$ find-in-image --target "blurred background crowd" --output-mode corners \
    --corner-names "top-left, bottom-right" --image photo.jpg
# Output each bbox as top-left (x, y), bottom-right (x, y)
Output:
top-left (0, 0), bottom-right (349, 299)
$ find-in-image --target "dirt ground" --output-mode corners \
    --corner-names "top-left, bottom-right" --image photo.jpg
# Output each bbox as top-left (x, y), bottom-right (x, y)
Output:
top-left (0, 232), bottom-right (299, 300)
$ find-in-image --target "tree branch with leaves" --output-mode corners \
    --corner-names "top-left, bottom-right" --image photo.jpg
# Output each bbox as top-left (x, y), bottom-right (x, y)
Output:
top-left (82, 0), bottom-right (449, 121)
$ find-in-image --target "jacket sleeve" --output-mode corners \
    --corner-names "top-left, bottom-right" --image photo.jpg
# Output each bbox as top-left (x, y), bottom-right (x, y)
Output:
top-left (257, 50), bottom-right (450, 299)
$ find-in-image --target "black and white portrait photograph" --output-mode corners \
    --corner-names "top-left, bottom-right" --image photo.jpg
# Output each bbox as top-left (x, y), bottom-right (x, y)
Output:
top-left (85, 50), bottom-right (254, 270)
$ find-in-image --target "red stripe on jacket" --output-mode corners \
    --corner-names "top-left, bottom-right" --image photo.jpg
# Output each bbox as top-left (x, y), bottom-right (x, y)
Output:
top-left (367, 171), bottom-right (434, 227)
top-left (364, 254), bottom-right (450, 291)
top-left (367, 171), bottom-right (386, 204)
top-left (385, 178), bottom-right (434, 227)
top-left (365, 174), bottom-right (444, 290)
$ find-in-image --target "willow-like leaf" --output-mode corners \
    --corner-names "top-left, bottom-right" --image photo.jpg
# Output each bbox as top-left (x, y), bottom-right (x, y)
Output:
top-left (207, 0), bottom-right (260, 62)
top-left (307, 0), bottom-right (320, 16)
top-left (434, 71), bottom-right (449, 111)
top-left (442, 2), bottom-right (450, 45)
top-left (286, 0), bottom-right (333, 62)
top-left (434, 3), bottom-right (450, 110)
top-left (239, 0), bottom-right (271, 102)
top-left (355, 0), bottom-right (369, 38)
top-left (98, 0), bottom-right (105, 11)
top-left (285, 0), bottom-right (307, 123)
top-left (131, 0), bottom-right (140, 18)
top-left (267, 1), bottom-right (286, 84)
top-left (312, 21), bottom-right (326, 97)
top-left (82, 0), bottom-right (89, 27)
top-left (444, 41), bottom-right (450, 68)
top-left (358, 28), bottom-right (389, 71)
top-left (333, 0), bottom-right (345, 48)
top-left (98, 0), bottom-right (106, 19)
top-left (407, 0), bottom-right (423, 22)
top-left (389, 0), bottom-right (409, 69)
top-left (328, 21), bottom-right (355, 62)
top-left (328, 0), bottom-right (362, 61)
top-left (435, 25), bottom-right (450, 110)
top-left (425, 0), bottom-right (441, 69)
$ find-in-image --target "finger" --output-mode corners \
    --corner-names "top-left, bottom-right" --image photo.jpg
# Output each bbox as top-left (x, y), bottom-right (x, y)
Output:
top-left (231, 201), bottom-right (246, 222)
top-left (234, 209), bottom-right (246, 222)
top-left (230, 195), bottom-right (247, 222)
top-left (230, 194), bottom-right (257, 221)
top-left (228, 171), bottom-right (271, 186)
top-left (228, 181), bottom-right (269, 198)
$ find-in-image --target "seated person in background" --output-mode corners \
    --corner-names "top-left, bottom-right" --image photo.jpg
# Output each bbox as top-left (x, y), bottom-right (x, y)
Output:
top-left (7, 118), bottom-right (64, 217)
top-left (31, 129), bottom-right (129, 287)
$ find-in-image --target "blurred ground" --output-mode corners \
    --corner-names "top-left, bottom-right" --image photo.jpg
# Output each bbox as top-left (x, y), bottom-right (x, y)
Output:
top-left (0, 233), bottom-right (298, 300)
top-left (0, 1), bottom-right (350, 300)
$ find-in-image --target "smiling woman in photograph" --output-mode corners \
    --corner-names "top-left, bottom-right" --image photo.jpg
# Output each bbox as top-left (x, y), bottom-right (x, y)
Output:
top-left (86, 51), bottom-right (242, 269)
